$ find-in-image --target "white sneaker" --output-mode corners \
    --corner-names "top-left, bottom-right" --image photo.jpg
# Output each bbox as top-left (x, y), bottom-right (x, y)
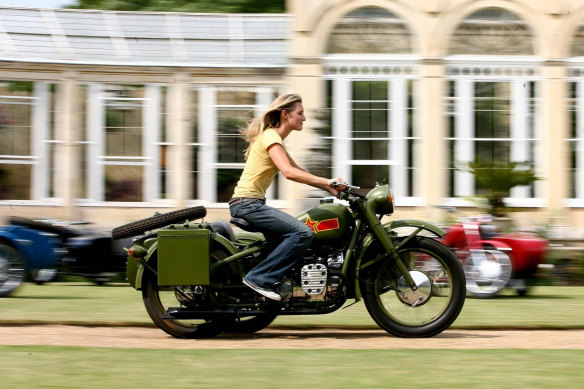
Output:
top-left (243, 278), bottom-right (281, 301)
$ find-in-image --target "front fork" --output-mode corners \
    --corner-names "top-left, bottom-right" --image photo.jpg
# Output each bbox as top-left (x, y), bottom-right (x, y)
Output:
top-left (367, 218), bottom-right (418, 290)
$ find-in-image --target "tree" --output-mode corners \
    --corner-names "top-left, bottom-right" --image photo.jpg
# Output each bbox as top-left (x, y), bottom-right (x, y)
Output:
top-left (67, 0), bottom-right (286, 13)
top-left (467, 159), bottom-right (539, 217)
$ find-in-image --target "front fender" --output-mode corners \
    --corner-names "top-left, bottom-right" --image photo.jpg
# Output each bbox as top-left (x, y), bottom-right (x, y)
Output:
top-left (0, 229), bottom-right (36, 268)
top-left (352, 219), bottom-right (446, 300)
top-left (385, 219), bottom-right (446, 238)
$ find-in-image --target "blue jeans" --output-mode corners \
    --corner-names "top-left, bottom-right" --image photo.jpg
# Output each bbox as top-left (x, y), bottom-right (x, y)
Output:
top-left (230, 200), bottom-right (313, 289)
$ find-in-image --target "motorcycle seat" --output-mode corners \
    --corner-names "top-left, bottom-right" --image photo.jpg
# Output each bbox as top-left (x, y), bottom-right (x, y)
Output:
top-left (211, 221), bottom-right (235, 241)
top-left (229, 217), bottom-right (261, 233)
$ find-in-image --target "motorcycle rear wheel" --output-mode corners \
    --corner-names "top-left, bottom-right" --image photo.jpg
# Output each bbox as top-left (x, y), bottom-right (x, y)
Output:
top-left (142, 273), bottom-right (224, 339)
top-left (361, 237), bottom-right (466, 338)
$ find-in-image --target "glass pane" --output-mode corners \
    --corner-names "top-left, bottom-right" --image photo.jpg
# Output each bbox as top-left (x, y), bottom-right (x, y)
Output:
top-left (353, 140), bottom-right (388, 160)
top-left (217, 168), bottom-right (241, 203)
top-left (351, 165), bottom-right (389, 195)
top-left (0, 164), bottom-right (31, 200)
top-left (569, 141), bottom-right (577, 198)
top-left (104, 85), bottom-right (144, 157)
top-left (105, 165), bottom-right (142, 202)
top-left (217, 90), bottom-right (255, 106)
top-left (352, 81), bottom-right (388, 160)
top-left (0, 80), bottom-right (34, 156)
top-left (217, 108), bottom-right (251, 164)
top-left (159, 144), bottom-right (168, 199)
top-left (475, 141), bottom-right (511, 166)
top-left (190, 146), bottom-right (198, 199)
top-left (474, 82), bottom-right (510, 139)
top-left (327, 7), bottom-right (412, 54)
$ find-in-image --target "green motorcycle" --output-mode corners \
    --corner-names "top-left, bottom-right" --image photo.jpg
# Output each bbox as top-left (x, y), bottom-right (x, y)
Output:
top-left (113, 184), bottom-right (465, 339)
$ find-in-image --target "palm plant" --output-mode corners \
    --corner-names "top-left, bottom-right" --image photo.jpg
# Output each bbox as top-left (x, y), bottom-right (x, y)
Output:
top-left (467, 159), bottom-right (539, 216)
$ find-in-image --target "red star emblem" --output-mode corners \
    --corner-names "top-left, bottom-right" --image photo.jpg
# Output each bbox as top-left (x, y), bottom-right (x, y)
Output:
top-left (304, 216), bottom-right (319, 233)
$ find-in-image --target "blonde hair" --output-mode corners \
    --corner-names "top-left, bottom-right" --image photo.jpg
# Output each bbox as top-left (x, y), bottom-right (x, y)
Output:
top-left (242, 93), bottom-right (302, 159)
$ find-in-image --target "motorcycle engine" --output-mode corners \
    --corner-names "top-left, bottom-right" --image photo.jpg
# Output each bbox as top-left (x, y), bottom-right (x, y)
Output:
top-left (282, 247), bottom-right (345, 301)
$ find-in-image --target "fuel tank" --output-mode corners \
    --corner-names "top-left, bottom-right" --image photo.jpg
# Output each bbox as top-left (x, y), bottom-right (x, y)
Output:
top-left (296, 199), bottom-right (354, 241)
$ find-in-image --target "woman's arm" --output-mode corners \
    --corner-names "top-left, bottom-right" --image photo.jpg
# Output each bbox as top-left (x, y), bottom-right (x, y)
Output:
top-left (268, 144), bottom-right (342, 196)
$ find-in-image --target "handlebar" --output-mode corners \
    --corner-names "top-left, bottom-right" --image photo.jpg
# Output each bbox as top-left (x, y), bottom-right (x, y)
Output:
top-left (331, 181), bottom-right (361, 190)
top-left (331, 181), bottom-right (367, 202)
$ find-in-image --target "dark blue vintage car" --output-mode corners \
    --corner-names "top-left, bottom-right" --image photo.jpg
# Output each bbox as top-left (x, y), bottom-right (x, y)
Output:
top-left (0, 218), bottom-right (63, 296)
top-left (0, 217), bottom-right (133, 297)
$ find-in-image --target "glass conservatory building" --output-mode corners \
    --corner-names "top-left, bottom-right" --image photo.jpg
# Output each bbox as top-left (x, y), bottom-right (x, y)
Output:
top-left (1, 0), bottom-right (584, 233)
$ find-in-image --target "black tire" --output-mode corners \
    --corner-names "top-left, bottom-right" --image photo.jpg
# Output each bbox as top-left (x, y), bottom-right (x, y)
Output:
top-left (0, 241), bottom-right (26, 297)
top-left (220, 313), bottom-right (278, 334)
top-left (112, 206), bottom-right (207, 240)
top-left (142, 269), bottom-right (223, 339)
top-left (360, 237), bottom-right (466, 338)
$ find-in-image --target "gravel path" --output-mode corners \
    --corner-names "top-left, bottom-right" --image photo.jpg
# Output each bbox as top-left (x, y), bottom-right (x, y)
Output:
top-left (1, 325), bottom-right (583, 349)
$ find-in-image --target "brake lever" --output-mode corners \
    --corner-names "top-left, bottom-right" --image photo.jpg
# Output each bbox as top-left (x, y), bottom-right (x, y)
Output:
top-left (331, 181), bottom-right (361, 190)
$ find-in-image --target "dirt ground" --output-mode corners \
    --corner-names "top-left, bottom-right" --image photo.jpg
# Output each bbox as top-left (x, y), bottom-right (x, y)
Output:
top-left (1, 325), bottom-right (584, 349)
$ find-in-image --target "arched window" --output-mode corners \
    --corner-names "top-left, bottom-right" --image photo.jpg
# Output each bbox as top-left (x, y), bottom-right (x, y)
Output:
top-left (446, 8), bottom-right (540, 207)
top-left (449, 8), bottom-right (534, 55)
top-left (323, 7), bottom-right (418, 202)
top-left (326, 7), bottom-right (412, 54)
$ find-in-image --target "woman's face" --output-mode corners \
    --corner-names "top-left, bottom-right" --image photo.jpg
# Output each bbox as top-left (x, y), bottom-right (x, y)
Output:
top-left (286, 102), bottom-right (306, 131)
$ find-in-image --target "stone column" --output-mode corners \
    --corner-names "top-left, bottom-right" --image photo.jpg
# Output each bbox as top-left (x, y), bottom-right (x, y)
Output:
top-left (54, 71), bottom-right (81, 220)
top-left (540, 64), bottom-right (569, 223)
top-left (418, 62), bottom-right (447, 219)
top-left (166, 73), bottom-right (191, 208)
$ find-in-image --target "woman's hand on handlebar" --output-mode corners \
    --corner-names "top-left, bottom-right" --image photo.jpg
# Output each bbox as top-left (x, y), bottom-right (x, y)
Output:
top-left (325, 177), bottom-right (347, 197)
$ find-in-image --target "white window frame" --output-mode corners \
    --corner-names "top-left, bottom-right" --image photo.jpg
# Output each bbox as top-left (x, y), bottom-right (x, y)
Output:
top-left (195, 86), bottom-right (282, 207)
top-left (324, 58), bottom-right (421, 206)
top-left (445, 60), bottom-right (544, 208)
top-left (83, 83), bottom-right (164, 206)
top-left (0, 81), bottom-right (54, 204)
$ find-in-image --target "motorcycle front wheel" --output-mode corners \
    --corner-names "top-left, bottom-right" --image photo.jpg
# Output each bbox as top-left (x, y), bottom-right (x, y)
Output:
top-left (0, 242), bottom-right (26, 297)
top-left (361, 237), bottom-right (466, 338)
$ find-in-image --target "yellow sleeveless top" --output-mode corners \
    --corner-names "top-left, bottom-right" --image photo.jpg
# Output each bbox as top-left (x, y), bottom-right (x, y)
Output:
top-left (232, 128), bottom-right (286, 199)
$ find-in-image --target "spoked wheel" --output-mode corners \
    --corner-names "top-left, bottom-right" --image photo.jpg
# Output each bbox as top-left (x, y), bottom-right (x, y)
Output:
top-left (142, 270), bottom-right (224, 339)
top-left (0, 242), bottom-right (26, 297)
top-left (360, 237), bottom-right (466, 338)
top-left (464, 248), bottom-right (512, 298)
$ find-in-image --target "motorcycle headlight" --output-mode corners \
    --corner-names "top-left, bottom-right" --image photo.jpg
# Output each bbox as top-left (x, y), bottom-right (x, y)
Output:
top-left (366, 185), bottom-right (394, 216)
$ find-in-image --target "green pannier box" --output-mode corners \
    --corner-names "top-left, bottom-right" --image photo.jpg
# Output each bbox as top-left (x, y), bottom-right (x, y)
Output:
top-left (157, 229), bottom-right (210, 286)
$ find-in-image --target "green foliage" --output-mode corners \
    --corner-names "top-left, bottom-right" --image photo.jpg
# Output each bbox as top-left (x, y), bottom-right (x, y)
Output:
top-left (67, 0), bottom-right (286, 13)
top-left (466, 159), bottom-right (539, 216)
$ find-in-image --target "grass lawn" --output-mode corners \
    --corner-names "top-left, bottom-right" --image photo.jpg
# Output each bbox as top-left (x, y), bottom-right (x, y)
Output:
top-left (2, 284), bottom-right (584, 388)
top-left (0, 347), bottom-right (583, 388)
top-left (1, 283), bottom-right (584, 329)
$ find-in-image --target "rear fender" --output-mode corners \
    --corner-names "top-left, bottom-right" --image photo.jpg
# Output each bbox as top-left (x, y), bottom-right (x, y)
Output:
top-left (129, 231), bottom-right (239, 290)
